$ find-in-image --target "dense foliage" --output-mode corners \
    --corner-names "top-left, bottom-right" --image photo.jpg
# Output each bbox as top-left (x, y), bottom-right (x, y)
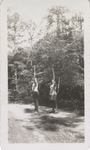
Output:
top-left (8, 6), bottom-right (84, 115)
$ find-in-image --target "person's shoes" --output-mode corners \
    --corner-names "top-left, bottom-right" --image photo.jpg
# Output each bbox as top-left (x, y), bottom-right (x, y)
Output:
top-left (52, 110), bottom-right (55, 113)
top-left (34, 111), bottom-right (38, 114)
top-left (34, 111), bottom-right (39, 114)
top-left (55, 111), bottom-right (58, 114)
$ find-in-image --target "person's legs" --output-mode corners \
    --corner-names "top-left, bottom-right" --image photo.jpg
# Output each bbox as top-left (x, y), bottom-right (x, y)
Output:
top-left (33, 92), bottom-right (37, 111)
top-left (52, 101), bottom-right (55, 112)
top-left (55, 99), bottom-right (58, 113)
top-left (34, 98), bottom-right (37, 111)
top-left (35, 92), bottom-right (39, 112)
top-left (53, 95), bottom-right (58, 113)
top-left (36, 97), bottom-right (39, 112)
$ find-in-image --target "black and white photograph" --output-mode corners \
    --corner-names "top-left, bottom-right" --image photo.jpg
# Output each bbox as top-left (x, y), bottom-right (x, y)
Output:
top-left (1, 0), bottom-right (90, 149)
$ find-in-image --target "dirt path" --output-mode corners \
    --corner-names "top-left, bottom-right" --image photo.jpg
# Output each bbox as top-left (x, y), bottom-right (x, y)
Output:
top-left (8, 104), bottom-right (84, 143)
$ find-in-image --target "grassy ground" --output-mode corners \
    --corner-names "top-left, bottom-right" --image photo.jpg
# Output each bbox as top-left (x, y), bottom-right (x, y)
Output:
top-left (8, 103), bottom-right (84, 143)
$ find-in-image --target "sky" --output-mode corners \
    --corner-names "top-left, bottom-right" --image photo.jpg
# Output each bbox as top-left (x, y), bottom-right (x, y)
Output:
top-left (7, 0), bottom-right (87, 52)
top-left (7, 0), bottom-right (86, 25)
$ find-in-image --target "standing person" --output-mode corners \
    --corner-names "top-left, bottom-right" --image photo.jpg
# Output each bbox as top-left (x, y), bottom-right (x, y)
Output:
top-left (49, 79), bottom-right (58, 113)
top-left (57, 77), bottom-right (60, 109)
top-left (32, 78), bottom-right (39, 113)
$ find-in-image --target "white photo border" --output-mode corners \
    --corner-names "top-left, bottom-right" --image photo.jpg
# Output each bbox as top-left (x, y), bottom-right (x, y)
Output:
top-left (1, 0), bottom-right (90, 150)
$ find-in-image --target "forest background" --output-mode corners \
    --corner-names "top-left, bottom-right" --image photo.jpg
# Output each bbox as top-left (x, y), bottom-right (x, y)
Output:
top-left (8, 5), bottom-right (84, 115)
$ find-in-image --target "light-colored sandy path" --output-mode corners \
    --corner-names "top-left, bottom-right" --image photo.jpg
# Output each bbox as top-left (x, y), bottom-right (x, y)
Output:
top-left (8, 104), bottom-right (84, 143)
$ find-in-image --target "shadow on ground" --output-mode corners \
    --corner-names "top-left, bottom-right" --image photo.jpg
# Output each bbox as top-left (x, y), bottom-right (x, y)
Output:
top-left (24, 109), bottom-right (34, 113)
top-left (34, 115), bottom-right (84, 131)
top-left (24, 107), bottom-right (84, 133)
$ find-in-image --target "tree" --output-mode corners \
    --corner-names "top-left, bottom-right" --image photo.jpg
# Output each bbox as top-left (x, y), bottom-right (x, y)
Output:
top-left (46, 6), bottom-right (69, 38)
top-left (7, 13), bottom-right (20, 51)
top-left (7, 12), bottom-right (27, 53)
top-left (25, 19), bottom-right (45, 65)
top-left (68, 13), bottom-right (84, 35)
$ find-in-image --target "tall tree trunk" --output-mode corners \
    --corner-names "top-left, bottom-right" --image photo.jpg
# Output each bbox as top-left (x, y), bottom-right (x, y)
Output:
top-left (57, 13), bottom-right (60, 38)
top-left (15, 68), bottom-right (18, 92)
